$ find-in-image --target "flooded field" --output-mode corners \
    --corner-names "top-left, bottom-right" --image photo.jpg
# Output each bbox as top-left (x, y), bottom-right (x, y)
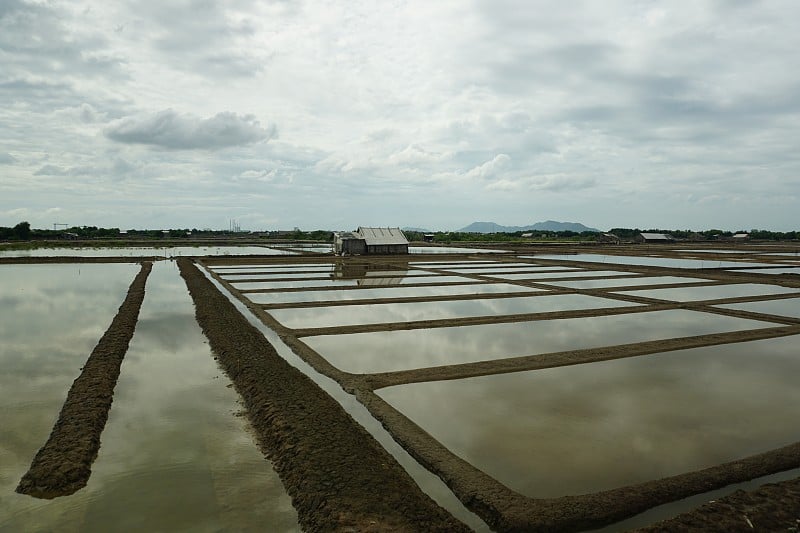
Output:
top-left (0, 246), bottom-right (297, 258)
top-left (376, 336), bottom-right (800, 498)
top-left (0, 261), bottom-right (298, 532)
top-left (3, 241), bottom-right (800, 532)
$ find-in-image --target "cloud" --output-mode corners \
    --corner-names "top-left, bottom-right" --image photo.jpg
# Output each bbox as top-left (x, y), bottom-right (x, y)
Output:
top-left (0, 152), bottom-right (16, 164)
top-left (104, 110), bottom-right (276, 150)
top-left (464, 154), bottom-right (511, 180)
top-left (34, 165), bottom-right (69, 176)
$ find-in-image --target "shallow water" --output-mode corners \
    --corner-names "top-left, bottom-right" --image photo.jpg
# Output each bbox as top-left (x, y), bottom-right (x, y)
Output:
top-left (613, 283), bottom-right (799, 302)
top-left (436, 266), bottom-right (579, 274)
top-left (715, 297), bottom-right (800, 319)
top-left (491, 270), bottom-right (633, 280)
top-left (270, 293), bottom-right (639, 330)
top-left (232, 275), bottom-right (477, 291)
top-left (247, 283), bottom-right (542, 305)
top-left (0, 262), bottom-right (298, 532)
top-left (377, 336), bottom-right (800, 498)
top-left (730, 267), bottom-right (800, 275)
top-left (408, 246), bottom-right (508, 254)
top-left (543, 276), bottom-right (707, 289)
top-left (302, 309), bottom-right (771, 373)
top-left (0, 246), bottom-right (296, 258)
top-left (524, 254), bottom-right (783, 269)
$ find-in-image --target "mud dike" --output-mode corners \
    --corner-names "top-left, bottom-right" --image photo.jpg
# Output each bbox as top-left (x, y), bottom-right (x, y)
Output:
top-left (178, 258), bottom-right (468, 531)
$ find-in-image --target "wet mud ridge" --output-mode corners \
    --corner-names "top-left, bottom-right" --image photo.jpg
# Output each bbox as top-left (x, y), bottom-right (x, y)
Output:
top-left (637, 475), bottom-right (800, 532)
top-left (177, 258), bottom-right (468, 532)
top-left (16, 261), bottom-right (153, 498)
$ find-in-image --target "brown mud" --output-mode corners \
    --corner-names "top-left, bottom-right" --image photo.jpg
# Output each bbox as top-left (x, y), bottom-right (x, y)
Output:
top-left (16, 261), bottom-right (153, 498)
top-left (177, 258), bottom-right (469, 532)
top-left (637, 476), bottom-right (800, 532)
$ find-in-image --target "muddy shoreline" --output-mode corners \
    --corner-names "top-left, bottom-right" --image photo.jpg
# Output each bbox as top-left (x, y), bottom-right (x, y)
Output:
top-left (16, 262), bottom-right (152, 498)
top-left (177, 258), bottom-right (469, 532)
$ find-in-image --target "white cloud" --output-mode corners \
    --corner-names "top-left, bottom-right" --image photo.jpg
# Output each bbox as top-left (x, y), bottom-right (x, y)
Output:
top-left (464, 154), bottom-right (511, 180)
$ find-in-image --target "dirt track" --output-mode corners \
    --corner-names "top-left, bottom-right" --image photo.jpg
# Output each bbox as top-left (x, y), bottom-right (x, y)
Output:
top-left (16, 262), bottom-right (152, 498)
top-left (177, 258), bottom-right (469, 532)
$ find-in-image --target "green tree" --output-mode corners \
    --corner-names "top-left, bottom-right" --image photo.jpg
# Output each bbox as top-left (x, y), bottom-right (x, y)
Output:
top-left (13, 221), bottom-right (31, 240)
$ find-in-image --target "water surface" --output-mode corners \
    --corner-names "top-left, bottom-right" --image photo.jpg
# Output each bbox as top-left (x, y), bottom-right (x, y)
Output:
top-left (271, 294), bottom-right (637, 330)
top-left (377, 336), bottom-right (800, 498)
top-left (0, 263), bottom-right (298, 532)
top-left (543, 276), bottom-right (707, 290)
top-left (613, 283), bottom-right (799, 302)
top-left (715, 298), bottom-right (800, 319)
top-left (303, 309), bottom-right (770, 373)
top-left (247, 283), bottom-right (541, 305)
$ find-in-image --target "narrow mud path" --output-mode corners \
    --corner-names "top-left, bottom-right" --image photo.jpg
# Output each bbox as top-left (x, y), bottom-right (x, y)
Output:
top-left (637, 475), bottom-right (800, 532)
top-left (16, 261), bottom-right (153, 498)
top-left (177, 258), bottom-right (468, 532)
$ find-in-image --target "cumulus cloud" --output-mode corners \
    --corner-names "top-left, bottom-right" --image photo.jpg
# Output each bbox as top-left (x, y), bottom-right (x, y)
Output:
top-left (464, 154), bottom-right (511, 180)
top-left (0, 152), bottom-right (16, 164)
top-left (104, 110), bottom-right (276, 150)
top-left (34, 164), bottom-right (69, 176)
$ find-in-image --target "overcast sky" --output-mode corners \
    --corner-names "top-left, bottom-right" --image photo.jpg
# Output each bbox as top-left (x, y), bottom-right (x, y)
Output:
top-left (2, 0), bottom-right (799, 231)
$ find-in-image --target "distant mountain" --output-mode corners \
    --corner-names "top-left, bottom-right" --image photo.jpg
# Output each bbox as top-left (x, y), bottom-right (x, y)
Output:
top-left (458, 220), bottom-right (600, 233)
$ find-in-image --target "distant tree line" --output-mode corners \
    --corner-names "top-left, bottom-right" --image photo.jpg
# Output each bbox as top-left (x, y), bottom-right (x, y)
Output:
top-left (2, 222), bottom-right (798, 243)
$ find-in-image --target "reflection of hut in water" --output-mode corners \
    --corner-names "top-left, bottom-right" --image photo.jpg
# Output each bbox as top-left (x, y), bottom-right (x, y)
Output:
top-left (333, 227), bottom-right (409, 255)
top-left (331, 260), bottom-right (408, 286)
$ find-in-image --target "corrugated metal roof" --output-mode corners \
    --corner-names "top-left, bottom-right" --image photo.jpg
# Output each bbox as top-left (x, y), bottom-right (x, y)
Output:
top-left (356, 227), bottom-right (409, 246)
top-left (639, 233), bottom-right (672, 240)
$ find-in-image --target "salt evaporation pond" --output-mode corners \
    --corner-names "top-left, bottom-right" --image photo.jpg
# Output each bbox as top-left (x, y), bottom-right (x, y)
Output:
top-left (270, 293), bottom-right (643, 330)
top-left (376, 335), bottom-right (800, 498)
top-left (715, 297), bottom-right (800, 319)
top-left (524, 254), bottom-right (782, 269)
top-left (0, 262), bottom-right (298, 531)
top-left (543, 276), bottom-right (707, 289)
top-left (233, 275), bottom-right (478, 291)
top-left (302, 309), bottom-right (771, 373)
top-left (613, 283), bottom-right (799, 302)
top-left (492, 270), bottom-right (634, 280)
top-left (0, 246), bottom-right (297, 258)
top-left (247, 283), bottom-right (541, 305)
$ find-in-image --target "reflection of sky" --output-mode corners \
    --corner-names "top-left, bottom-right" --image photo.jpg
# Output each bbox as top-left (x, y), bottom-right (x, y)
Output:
top-left (272, 294), bottom-right (638, 329)
top-left (409, 246), bottom-right (508, 254)
top-left (524, 254), bottom-right (784, 269)
top-left (543, 276), bottom-right (706, 289)
top-left (0, 262), bottom-right (298, 532)
top-left (0, 246), bottom-right (297, 258)
top-left (247, 283), bottom-right (541, 305)
top-left (377, 336), bottom-right (800, 498)
top-left (437, 266), bottom-right (580, 274)
top-left (232, 275), bottom-right (475, 291)
top-left (304, 309), bottom-right (771, 373)
top-left (0, 264), bottom-right (138, 479)
top-left (490, 270), bottom-right (631, 280)
top-left (613, 284), bottom-right (799, 302)
top-left (729, 267), bottom-right (800, 275)
top-left (715, 298), bottom-right (800, 319)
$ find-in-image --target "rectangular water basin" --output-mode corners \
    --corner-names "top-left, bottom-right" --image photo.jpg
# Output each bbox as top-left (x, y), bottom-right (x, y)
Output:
top-left (247, 283), bottom-right (542, 305)
top-left (492, 270), bottom-right (633, 281)
top-left (612, 283), bottom-right (799, 302)
top-left (376, 335), bottom-right (800, 498)
top-left (302, 309), bottom-right (771, 373)
top-left (271, 294), bottom-right (639, 330)
top-left (543, 276), bottom-right (708, 290)
top-left (715, 298), bottom-right (800, 319)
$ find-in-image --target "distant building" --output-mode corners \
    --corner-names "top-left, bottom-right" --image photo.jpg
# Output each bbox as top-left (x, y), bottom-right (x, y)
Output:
top-left (520, 233), bottom-right (533, 238)
top-left (423, 233), bottom-right (435, 242)
top-left (597, 233), bottom-right (621, 244)
top-left (635, 232), bottom-right (674, 244)
top-left (334, 227), bottom-right (409, 255)
top-left (732, 233), bottom-right (750, 241)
